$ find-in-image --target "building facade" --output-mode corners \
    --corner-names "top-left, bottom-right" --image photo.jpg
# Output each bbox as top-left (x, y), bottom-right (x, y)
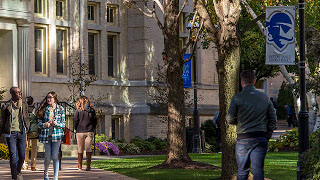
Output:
top-left (0, 0), bottom-right (219, 141)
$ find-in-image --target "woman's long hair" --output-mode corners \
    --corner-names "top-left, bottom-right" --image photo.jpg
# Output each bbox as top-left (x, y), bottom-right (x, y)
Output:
top-left (36, 92), bottom-right (59, 118)
top-left (76, 96), bottom-right (94, 111)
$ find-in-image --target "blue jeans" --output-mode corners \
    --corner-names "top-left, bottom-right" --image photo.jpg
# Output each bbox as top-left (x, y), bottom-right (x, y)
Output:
top-left (236, 137), bottom-right (268, 180)
top-left (44, 137), bottom-right (61, 180)
top-left (6, 131), bottom-right (26, 180)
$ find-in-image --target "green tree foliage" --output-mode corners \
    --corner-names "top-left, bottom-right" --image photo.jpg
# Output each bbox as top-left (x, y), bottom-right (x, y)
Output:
top-left (239, 2), bottom-right (279, 81)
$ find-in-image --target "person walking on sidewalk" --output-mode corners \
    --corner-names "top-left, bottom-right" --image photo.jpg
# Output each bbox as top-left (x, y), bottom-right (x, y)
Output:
top-left (0, 87), bottom-right (30, 180)
top-left (227, 70), bottom-right (277, 180)
top-left (73, 96), bottom-right (97, 171)
top-left (23, 96), bottom-right (38, 171)
top-left (37, 92), bottom-right (66, 180)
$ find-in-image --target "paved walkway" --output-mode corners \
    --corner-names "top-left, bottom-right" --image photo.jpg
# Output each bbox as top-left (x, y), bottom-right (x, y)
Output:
top-left (0, 157), bottom-right (136, 180)
top-left (271, 119), bottom-right (294, 139)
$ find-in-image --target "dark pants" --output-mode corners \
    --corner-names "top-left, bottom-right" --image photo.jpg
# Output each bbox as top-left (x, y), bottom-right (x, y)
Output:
top-left (236, 137), bottom-right (268, 180)
top-left (288, 115), bottom-right (294, 127)
top-left (6, 131), bottom-right (26, 180)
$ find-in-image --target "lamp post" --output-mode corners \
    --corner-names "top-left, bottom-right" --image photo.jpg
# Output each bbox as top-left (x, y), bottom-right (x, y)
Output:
top-left (297, 0), bottom-right (309, 179)
top-left (192, 55), bottom-right (201, 153)
top-left (187, 20), bottom-right (201, 153)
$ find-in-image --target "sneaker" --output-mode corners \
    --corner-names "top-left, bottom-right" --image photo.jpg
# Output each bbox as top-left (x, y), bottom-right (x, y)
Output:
top-left (22, 163), bottom-right (28, 170)
top-left (44, 172), bottom-right (49, 180)
top-left (31, 167), bottom-right (36, 171)
top-left (17, 173), bottom-right (24, 180)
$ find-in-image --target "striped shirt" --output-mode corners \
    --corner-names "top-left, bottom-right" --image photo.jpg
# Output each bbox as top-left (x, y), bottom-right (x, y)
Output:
top-left (38, 105), bottom-right (66, 143)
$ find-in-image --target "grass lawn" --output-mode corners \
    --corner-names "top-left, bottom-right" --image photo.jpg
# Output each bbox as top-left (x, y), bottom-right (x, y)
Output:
top-left (91, 152), bottom-right (298, 180)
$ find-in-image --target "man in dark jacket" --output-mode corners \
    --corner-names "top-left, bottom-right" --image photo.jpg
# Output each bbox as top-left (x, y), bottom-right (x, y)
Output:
top-left (227, 70), bottom-right (277, 180)
top-left (0, 87), bottom-right (29, 180)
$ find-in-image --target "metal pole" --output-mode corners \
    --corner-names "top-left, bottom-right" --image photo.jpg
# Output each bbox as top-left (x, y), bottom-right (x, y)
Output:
top-left (192, 55), bottom-right (201, 153)
top-left (297, 0), bottom-right (309, 179)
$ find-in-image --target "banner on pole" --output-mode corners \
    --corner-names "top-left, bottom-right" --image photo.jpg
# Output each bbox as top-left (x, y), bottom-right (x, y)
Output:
top-left (266, 6), bottom-right (296, 65)
top-left (183, 54), bottom-right (192, 88)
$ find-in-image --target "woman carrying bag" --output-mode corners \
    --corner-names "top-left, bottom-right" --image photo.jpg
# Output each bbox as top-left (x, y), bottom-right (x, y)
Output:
top-left (73, 96), bottom-right (97, 171)
top-left (37, 92), bottom-right (66, 180)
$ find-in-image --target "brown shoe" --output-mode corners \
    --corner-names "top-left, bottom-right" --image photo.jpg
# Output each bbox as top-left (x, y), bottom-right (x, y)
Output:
top-left (78, 153), bottom-right (83, 170)
top-left (31, 167), bottom-right (36, 171)
top-left (85, 152), bottom-right (92, 171)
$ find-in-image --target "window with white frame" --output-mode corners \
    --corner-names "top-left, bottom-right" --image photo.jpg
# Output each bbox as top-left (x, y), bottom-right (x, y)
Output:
top-left (56, 0), bottom-right (66, 20)
top-left (88, 2), bottom-right (99, 24)
top-left (107, 5), bottom-right (118, 26)
top-left (107, 34), bottom-right (118, 77)
top-left (88, 32), bottom-right (99, 75)
top-left (56, 29), bottom-right (67, 74)
top-left (35, 27), bottom-right (46, 73)
top-left (34, 0), bottom-right (46, 17)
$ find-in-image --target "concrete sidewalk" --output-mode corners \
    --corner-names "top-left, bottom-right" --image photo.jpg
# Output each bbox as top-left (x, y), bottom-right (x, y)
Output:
top-left (0, 158), bottom-right (136, 180)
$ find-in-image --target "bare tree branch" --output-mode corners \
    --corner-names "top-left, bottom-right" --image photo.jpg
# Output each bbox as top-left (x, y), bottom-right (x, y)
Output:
top-left (239, 12), bottom-right (266, 38)
top-left (153, 0), bottom-right (164, 14)
top-left (212, 0), bottom-right (223, 21)
top-left (128, 1), bottom-right (165, 32)
top-left (194, 0), bottom-right (218, 44)
top-left (177, 0), bottom-right (189, 21)
top-left (241, 0), bottom-right (266, 35)
top-left (131, 1), bottom-right (153, 17)
top-left (152, 1), bottom-right (165, 32)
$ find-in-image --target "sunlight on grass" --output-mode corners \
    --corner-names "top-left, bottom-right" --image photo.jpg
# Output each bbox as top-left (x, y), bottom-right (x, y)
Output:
top-left (91, 152), bottom-right (298, 180)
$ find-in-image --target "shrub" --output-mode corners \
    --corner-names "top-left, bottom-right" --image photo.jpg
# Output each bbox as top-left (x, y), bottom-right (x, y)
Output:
top-left (205, 142), bottom-right (215, 153)
top-left (302, 129), bottom-right (320, 179)
top-left (94, 134), bottom-right (109, 143)
top-left (268, 128), bottom-right (317, 152)
top-left (130, 137), bottom-right (156, 152)
top-left (146, 136), bottom-right (167, 150)
top-left (0, 143), bottom-right (9, 159)
top-left (201, 119), bottom-right (219, 152)
top-left (268, 128), bottom-right (299, 152)
top-left (116, 142), bottom-right (141, 155)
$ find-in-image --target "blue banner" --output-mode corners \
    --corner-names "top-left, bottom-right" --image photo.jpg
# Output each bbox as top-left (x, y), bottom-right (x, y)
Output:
top-left (183, 54), bottom-right (192, 88)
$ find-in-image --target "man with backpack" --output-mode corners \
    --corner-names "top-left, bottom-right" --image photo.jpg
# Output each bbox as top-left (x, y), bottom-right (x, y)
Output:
top-left (23, 96), bottom-right (39, 171)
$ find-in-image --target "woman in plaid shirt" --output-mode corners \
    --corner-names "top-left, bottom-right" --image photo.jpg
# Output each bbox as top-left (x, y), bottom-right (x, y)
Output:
top-left (37, 92), bottom-right (66, 180)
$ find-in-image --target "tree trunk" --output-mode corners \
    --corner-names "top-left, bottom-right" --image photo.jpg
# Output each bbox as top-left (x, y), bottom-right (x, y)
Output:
top-left (162, 0), bottom-right (191, 164)
top-left (217, 45), bottom-right (240, 179)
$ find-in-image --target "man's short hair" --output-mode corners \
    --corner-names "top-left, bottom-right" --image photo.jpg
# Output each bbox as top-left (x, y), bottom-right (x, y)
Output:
top-left (9, 87), bottom-right (18, 94)
top-left (240, 70), bottom-right (256, 85)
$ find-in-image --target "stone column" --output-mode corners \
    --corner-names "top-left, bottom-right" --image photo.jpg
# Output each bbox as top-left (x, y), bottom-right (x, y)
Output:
top-left (17, 20), bottom-right (31, 97)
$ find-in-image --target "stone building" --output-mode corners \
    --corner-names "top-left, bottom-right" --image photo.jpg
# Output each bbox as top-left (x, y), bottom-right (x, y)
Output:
top-left (0, 0), bottom-right (219, 142)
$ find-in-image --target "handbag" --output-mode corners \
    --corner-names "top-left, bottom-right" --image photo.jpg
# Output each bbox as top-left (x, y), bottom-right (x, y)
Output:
top-left (63, 127), bottom-right (72, 145)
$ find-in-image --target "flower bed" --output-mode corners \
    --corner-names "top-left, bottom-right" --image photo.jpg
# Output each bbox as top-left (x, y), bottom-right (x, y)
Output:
top-left (0, 143), bottom-right (9, 159)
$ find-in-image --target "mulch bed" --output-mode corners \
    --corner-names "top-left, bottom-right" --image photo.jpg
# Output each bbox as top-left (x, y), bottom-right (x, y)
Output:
top-left (150, 161), bottom-right (220, 170)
